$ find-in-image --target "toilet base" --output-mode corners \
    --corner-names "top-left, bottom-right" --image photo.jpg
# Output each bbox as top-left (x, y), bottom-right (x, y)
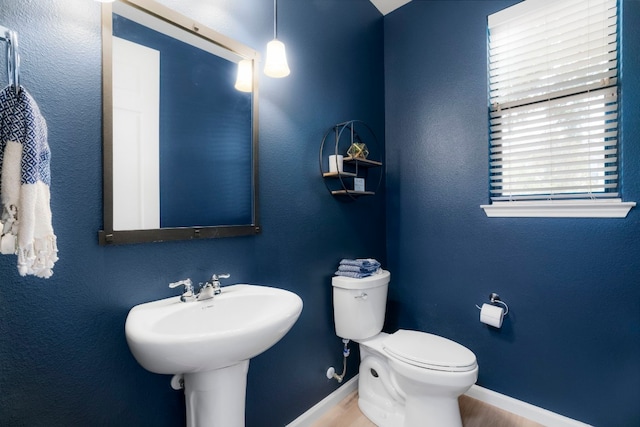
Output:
top-left (404, 395), bottom-right (462, 427)
top-left (359, 394), bottom-right (462, 427)
top-left (359, 398), bottom-right (404, 427)
top-left (357, 353), bottom-right (405, 427)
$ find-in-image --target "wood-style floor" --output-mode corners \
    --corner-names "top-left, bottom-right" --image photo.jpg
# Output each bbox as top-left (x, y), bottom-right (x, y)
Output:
top-left (310, 391), bottom-right (545, 427)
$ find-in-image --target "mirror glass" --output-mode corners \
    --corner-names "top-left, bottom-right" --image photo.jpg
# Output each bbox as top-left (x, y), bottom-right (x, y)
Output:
top-left (99, 0), bottom-right (260, 245)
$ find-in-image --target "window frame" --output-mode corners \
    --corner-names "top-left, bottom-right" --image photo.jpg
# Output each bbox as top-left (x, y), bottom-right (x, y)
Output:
top-left (480, 0), bottom-right (635, 218)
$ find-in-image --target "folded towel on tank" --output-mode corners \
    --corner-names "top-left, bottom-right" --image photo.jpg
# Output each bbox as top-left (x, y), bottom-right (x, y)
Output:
top-left (335, 258), bottom-right (382, 278)
top-left (339, 258), bottom-right (381, 269)
top-left (334, 270), bottom-right (376, 279)
top-left (338, 264), bottom-right (371, 273)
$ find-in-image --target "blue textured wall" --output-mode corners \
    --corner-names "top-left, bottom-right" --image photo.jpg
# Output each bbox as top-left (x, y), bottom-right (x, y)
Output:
top-left (3, 0), bottom-right (637, 425)
top-left (384, 1), bottom-right (640, 426)
top-left (0, 1), bottom-right (384, 426)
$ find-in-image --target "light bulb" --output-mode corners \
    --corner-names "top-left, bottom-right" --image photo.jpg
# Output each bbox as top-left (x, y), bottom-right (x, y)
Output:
top-left (234, 59), bottom-right (253, 92)
top-left (264, 39), bottom-right (290, 78)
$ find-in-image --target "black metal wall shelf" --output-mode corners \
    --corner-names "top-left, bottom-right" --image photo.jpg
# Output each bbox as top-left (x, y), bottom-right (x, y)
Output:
top-left (319, 120), bottom-right (382, 200)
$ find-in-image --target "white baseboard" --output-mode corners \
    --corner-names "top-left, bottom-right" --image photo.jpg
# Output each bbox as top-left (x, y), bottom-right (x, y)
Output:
top-left (286, 375), bottom-right (359, 427)
top-left (465, 385), bottom-right (592, 427)
top-left (287, 375), bottom-right (592, 427)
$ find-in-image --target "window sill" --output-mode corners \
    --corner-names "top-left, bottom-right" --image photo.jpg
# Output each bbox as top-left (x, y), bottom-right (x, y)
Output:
top-left (480, 199), bottom-right (636, 218)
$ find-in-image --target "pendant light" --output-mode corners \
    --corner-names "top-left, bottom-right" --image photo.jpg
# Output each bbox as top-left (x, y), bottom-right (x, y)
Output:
top-left (264, 0), bottom-right (290, 78)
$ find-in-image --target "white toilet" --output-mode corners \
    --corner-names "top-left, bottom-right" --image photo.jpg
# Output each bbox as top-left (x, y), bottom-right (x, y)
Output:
top-left (332, 270), bottom-right (478, 427)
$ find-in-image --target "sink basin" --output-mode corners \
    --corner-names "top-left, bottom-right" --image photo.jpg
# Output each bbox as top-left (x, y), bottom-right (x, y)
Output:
top-left (125, 284), bottom-right (303, 427)
top-left (126, 284), bottom-right (303, 374)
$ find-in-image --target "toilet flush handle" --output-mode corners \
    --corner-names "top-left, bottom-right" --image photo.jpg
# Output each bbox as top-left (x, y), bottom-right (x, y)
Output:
top-left (355, 292), bottom-right (368, 300)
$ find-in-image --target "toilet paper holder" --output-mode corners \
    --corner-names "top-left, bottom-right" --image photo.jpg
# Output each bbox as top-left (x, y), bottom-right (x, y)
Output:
top-left (475, 293), bottom-right (509, 317)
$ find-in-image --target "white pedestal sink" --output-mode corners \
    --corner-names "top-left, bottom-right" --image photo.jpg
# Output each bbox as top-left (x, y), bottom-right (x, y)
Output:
top-left (125, 284), bottom-right (303, 427)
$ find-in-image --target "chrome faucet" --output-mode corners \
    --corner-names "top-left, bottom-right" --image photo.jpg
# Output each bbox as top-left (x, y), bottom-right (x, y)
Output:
top-left (168, 279), bottom-right (196, 302)
top-left (170, 274), bottom-right (231, 302)
top-left (197, 273), bottom-right (230, 301)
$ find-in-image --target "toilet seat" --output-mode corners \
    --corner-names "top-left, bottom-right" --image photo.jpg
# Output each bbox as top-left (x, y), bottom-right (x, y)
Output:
top-left (383, 330), bottom-right (477, 373)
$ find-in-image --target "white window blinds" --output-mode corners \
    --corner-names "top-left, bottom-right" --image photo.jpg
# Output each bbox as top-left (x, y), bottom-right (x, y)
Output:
top-left (488, 0), bottom-right (619, 202)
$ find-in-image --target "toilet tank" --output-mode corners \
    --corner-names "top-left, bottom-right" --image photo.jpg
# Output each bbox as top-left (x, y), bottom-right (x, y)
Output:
top-left (332, 270), bottom-right (390, 340)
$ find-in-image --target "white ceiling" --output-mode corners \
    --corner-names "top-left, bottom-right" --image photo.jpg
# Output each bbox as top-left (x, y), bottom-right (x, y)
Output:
top-left (369, 0), bottom-right (412, 15)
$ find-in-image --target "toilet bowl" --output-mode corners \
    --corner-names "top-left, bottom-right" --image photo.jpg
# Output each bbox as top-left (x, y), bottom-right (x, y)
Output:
top-left (332, 270), bottom-right (478, 427)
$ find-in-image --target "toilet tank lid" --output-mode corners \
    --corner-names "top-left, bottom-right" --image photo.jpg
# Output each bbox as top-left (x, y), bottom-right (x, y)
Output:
top-left (383, 329), bottom-right (477, 372)
top-left (332, 270), bottom-right (390, 289)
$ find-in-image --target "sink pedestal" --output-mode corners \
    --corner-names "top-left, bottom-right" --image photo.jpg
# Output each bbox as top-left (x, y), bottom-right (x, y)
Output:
top-left (184, 360), bottom-right (250, 427)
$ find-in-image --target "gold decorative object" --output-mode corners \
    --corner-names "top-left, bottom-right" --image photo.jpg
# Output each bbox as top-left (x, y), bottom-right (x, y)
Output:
top-left (347, 142), bottom-right (369, 159)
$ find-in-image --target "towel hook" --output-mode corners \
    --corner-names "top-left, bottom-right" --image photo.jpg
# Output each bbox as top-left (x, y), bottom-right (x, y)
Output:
top-left (0, 25), bottom-right (20, 94)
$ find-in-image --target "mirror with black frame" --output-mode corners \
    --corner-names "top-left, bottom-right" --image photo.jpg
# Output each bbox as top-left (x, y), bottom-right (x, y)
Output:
top-left (99, 0), bottom-right (260, 245)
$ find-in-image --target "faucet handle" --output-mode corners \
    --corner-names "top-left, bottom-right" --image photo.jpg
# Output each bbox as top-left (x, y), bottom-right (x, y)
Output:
top-left (169, 279), bottom-right (195, 302)
top-left (209, 274), bottom-right (230, 295)
top-left (169, 278), bottom-right (193, 290)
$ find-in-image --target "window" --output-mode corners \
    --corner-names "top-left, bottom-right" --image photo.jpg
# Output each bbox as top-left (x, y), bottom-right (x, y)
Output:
top-left (481, 0), bottom-right (635, 217)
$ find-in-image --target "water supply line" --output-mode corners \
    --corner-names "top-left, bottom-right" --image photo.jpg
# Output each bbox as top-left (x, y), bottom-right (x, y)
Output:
top-left (326, 339), bottom-right (350, 383)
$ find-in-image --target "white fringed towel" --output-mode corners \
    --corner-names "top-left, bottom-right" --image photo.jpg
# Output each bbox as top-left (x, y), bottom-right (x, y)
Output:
top-left (0, 85), bottom-right (58, 278)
